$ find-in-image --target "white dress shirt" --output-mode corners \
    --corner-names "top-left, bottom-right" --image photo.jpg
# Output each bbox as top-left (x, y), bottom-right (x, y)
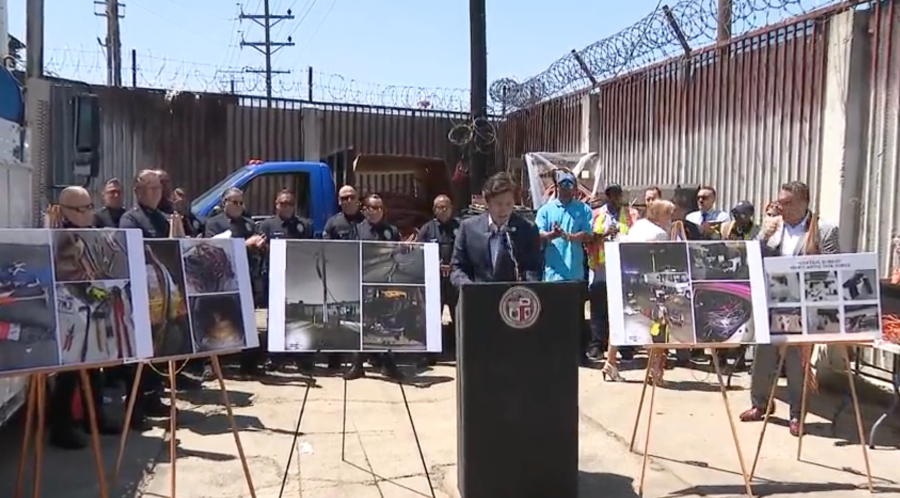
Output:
top-left (780, 215), bottom-right (809, 256)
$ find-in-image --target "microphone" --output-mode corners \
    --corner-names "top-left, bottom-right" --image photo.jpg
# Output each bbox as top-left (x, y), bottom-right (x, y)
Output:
top-left (501, 227), bottom-right (521, 282)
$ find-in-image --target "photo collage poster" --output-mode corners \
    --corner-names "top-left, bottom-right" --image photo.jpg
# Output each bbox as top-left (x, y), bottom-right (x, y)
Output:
top-left (144, 238), bottom-right (259, 359)
top-left (606, 240), bottom-right (771, 347)
top-left (765, 252), bottom-right (882, 343)
top-left (0, 228), bottom-right (153, 376)
top-left (267, 239), bottom-right (442, 353)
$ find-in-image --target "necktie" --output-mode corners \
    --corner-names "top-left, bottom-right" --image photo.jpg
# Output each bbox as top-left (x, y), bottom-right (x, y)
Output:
top-left (493, 230), bottom-right (517, 282)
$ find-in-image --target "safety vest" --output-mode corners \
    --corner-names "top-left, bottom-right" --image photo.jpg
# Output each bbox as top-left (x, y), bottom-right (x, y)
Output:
top-left (587, 207), bottom-right (638, 268)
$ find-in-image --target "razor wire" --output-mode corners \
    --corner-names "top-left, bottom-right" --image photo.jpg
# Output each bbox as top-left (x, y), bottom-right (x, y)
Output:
top-left (490, 0), bottom-right (851, 110)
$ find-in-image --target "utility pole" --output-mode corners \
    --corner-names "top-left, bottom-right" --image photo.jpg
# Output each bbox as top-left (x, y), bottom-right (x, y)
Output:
top-left (94, 0), bottom-right (124, 86)
top-left (468, 0), bottom-right (488, 196)
top-left (25, 0), bottom-right (44, 79)
top-left (716, 0), bottom-right (732, 43)
top-left (240, 0), bottom-right (294, 106)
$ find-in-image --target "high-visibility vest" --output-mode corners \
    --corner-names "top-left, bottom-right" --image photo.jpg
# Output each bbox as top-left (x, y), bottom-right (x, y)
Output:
top-left (587, 207), bottom-right (638, 268)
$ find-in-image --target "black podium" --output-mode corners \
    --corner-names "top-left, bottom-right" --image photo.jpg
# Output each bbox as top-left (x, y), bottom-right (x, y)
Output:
top-left (456, 281), bottom-right (582, 498)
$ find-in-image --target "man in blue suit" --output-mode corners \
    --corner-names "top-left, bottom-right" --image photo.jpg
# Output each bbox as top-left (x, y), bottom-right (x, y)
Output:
top-left (450, 172), bottom-right (542, 286)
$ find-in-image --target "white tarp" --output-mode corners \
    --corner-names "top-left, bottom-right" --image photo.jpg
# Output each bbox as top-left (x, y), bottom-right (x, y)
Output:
top-left (523, 152), bottom-right (604, 210)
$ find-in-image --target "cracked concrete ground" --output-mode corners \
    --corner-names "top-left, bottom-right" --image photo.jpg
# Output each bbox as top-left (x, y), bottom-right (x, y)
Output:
top-left (1, 360), bottom-right (898, 498)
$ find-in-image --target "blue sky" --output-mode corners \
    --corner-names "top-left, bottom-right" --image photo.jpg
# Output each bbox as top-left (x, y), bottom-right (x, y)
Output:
top-left (7, 0), bottom-right (662, 101)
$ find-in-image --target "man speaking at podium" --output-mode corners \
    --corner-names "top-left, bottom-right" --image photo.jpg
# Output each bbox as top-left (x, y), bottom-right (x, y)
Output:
top-left (450, 172), bottom-right (542, 286)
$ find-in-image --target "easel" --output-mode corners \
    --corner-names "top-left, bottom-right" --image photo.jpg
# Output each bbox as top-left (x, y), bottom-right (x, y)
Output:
top-left (629, 345), bottom-right (754, 498)
top-left (111, 353), bottom-right (257, 498)
top-left (12, 367), bottom-right (109, 498)
top-left (748, 342), bottom-right (874, 491)
top-left (276, 351), bottom-right (436, 498)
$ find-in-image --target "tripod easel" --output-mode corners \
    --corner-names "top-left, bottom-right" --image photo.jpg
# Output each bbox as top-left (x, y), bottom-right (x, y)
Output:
top-left (628, 345), bottom-right (754, 497)
top-left (12, 368), bottom-right (109, 498)
top-left (276, 353), bottom-right (436, 498)
top-left (748, 342), bottom-right (873, 491)
top-left (111, 353), bottom-right (257, 498)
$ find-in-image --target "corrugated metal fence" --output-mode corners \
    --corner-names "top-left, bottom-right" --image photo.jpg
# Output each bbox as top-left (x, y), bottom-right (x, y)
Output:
top-left (48, 86), bottom-right (465, 211)
top-left (857, 0), bottom-right (900, 372)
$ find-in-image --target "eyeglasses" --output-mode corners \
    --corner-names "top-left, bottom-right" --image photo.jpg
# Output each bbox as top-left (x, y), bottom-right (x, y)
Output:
top-left (226, 199), bottom-right (243, 206)
top-left (62, 203), bottom-right (94, 213)
top-left (276, 200), bottom-right (295, 207)
top-left (339, 195), bottom-right (357, 202)
top-left (697, 194), bottom-right (711, 201)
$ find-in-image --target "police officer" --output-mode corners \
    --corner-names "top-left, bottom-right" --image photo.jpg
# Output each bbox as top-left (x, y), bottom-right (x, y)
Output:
top-left (258, 189), bottom-right (314, 371)
top-left (93, 178), bottom-right (126, 228)
top-left (118, 170), bottom-right (171, 428)
top-left (323, 185), bottom-right (365, 239)
top-left (48, 187), bottom-right (121, 449)
top-left (416, 194), bottom-right (460, 358)
top-left (348, 194), bottom-right (403, 380)
top-left (322, 185), bottom-right (365, 371)
top-left (205, 187), bottom-right (267, 376)
top-left (722, 201), bottom-right (759, 240)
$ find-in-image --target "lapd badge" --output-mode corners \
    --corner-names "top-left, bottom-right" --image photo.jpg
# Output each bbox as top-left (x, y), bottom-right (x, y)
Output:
top-left (499, 286), bottom-right (541, 329)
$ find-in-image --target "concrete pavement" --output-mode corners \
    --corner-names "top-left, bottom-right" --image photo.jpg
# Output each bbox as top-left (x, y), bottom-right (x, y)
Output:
top-left (0, 361), bottom-right (898, 498)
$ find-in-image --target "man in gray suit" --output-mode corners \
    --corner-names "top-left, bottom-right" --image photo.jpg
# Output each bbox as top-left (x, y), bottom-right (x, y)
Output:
top-left (450, 172), bottom-right (542, 286)
top-left (739, 181), bottom-right (840, 437)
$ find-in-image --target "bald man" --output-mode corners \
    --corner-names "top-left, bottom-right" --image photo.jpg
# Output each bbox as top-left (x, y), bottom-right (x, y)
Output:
top-left (50, 186), bottom-right (121, 449)
top-left (58, 186), bottom-right (95, 229)
top-left (417, 194), bottom-right (461, 358)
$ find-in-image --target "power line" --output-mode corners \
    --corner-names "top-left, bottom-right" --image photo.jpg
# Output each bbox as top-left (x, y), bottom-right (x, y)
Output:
top-left (295, 0), bottom-right (337, 57)
top-left (240, 0), bottom-right (295, 105)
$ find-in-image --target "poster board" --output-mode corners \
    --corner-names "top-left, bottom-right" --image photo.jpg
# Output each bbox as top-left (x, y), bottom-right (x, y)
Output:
top-left (764, 253), bottom-right (882, 344)
top-left (0, 228), bottom-right (153, 376)
top-left (606, 240), bottom-right (771, 347)
top-left (267, 239), bottom-right (442, 353)
top-left (144, 238), bottom-right (259, 359)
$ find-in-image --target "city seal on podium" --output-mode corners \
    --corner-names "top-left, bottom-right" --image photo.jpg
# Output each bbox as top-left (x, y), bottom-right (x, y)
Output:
top-left (499, 286), bottom-right (541, 329)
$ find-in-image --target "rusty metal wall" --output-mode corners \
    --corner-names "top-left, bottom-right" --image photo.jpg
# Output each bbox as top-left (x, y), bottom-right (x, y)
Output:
top-left (315, 102), bottom-right (465, 170)
top-left (48, 87), bottom-right (467, 210)
top-left (495, 93), bottom-right (584, 174)
top-left (596, 11), bottom-right (834, 212)
top-left (857, 0), bottom-right (900, 369)
top-left (859, 0), bottom-right (900, 273)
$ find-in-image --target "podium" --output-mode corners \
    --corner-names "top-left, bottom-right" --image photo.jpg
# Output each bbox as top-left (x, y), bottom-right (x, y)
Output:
top-left (456, 281), bottom-right (583, 498)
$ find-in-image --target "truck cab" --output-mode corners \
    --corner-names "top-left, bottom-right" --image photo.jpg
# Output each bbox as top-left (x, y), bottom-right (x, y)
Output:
top-left (191, 150), bottom-right (452, 239)
top-left (190, 161), bottom-right (338, 236)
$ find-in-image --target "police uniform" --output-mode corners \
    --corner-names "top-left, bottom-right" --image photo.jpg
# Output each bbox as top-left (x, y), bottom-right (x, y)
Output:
top-left (119, 204), bottom-right (170, 238)
top-left (258, 215), bottom-right (312, 240)
top-left (323, 211), bottom-right (365, 240)
top-left (93, 206), bottom-right (126, 228)
top-left (417, 216), bottom-right (460, 354)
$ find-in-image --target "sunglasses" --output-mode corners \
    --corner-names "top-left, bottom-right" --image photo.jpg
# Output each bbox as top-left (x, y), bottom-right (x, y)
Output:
top-left (339, 195), bottom-right (357, 202)
top-left (697, 194), bottom-right (711, 201)
top-left (63, 203), bottom-right (94, 213)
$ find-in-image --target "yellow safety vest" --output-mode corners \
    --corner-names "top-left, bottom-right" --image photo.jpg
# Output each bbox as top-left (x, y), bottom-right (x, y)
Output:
top-left (587, 207), bottom-right (637, 268)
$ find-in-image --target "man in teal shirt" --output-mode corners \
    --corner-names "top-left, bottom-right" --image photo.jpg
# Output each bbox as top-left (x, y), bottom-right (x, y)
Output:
top-left (535, 170), bottom-right (594, 282)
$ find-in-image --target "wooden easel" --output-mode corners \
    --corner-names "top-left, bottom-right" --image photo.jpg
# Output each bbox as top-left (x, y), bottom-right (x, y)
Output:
top-left (629, 346), bottom-right (754, 497)
top-left (12, 369), bottom-right (109, 498)
top-left (748, 342), bottom-right (874, 491)
top-left (112, 353), bottom-right (257, 498)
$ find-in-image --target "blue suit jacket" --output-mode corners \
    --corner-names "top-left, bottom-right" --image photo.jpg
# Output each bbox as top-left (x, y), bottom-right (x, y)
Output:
top-left (450, 212), bottom-right (542, 288)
